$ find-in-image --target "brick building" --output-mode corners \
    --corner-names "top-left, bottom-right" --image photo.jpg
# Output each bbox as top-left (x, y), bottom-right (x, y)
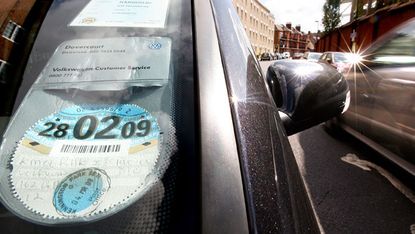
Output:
top-left (232, 0), bottom-right (275, 56)
top-left (274, 23), bottom-right (312, 56)
top-left (316, 0), bottom-right (415, 52)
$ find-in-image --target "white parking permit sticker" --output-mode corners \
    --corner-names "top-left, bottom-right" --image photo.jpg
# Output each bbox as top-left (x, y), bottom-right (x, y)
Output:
top-left (10, 104), bottom-right (161, 219)
top-left (70, 0), bottom-right (169, 28)
top-left (37, 37), bottom-right (171, 88)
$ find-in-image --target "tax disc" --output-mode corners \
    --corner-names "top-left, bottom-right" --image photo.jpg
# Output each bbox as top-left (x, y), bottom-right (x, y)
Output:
top-left (9, 104), bottom-right (161, 221)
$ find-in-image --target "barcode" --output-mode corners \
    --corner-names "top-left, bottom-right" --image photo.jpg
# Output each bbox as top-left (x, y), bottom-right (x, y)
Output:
top-left (60, 144), bottom-right (121, 154)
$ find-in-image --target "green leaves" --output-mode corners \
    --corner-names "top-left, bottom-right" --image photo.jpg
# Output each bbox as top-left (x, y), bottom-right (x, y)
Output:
top-left (322, 0), bottom-right (341, 33)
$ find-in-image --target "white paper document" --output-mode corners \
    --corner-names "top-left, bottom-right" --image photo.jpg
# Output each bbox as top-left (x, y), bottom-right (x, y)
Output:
top-left (36, 37), bottom-right (171, 88)
top-left (70, 0), bottom-right (169, 28)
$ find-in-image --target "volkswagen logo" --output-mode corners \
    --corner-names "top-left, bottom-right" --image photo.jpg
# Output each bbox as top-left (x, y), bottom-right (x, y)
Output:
top-left (148, 41), bottom-right (162, 50)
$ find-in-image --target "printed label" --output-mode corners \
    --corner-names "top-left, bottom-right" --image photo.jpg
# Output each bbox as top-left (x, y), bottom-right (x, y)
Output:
top-left (36, 37), bottom-right (171, 89)
top-left (53, 168), bottom-right (110, 216)
top-left (70, 0), bottom-right (169, 28)
top-left (10, 104), bottom-right (161, 219)
top-left (50, 140), bottom-right (130, 157)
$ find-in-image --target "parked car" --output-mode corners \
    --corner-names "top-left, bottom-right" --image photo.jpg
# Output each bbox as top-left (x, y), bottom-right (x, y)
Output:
top-left (282, 51), bottom-right (291, 59)
top-left (326, 18), bottom-right (415, 176)
top-left (303, 52), bottom-right (323, 62)
top-left (319, 51), bottom-right (355, 73)
top-left (0, 0), bottom-right (348, 232)
top-left (260, 52), bottom-right (272, 61)
top-left (293, 52), bottom-right (304, 59)
top-left (272, 52), bottom-right (282, 60)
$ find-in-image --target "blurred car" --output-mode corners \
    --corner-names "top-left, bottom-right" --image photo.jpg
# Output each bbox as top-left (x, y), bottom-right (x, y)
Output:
top-left (326, 18), bottom-right (415, 175)
top-left (303, 52), bottom-right (323, 62)
top-left (0, 0), bottom-right (352, 233)
top-left (260, 52), bottom-right (272, 61)
top-left (292, 52), bottom-right (304, 59)
top-left (319, 51), bottom-right (355, 73)
top-left (273, 52), bottom-right (283, 60)
top-left (282, 51), bottom-right (291, 59)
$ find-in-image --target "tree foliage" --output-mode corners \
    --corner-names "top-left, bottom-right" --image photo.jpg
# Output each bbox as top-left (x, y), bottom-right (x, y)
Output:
top-left (322, 0), bottom-right (341, 33)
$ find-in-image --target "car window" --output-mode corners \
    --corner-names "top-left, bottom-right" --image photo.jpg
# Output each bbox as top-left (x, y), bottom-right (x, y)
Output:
top-left (0, 0), bottom-right (197, 232)
top-left (230, 0), bottom-right (415, 232)
top-left (0, 0), bottom-right (52, 136)
top-left (327, 53), bottom-right (333, 61)
top-left (308, 53), bottom-right (321, 60)
top-left (334, 53), bottom-right (349, 63)
top-left (371, 21), bottom-right (415, 64)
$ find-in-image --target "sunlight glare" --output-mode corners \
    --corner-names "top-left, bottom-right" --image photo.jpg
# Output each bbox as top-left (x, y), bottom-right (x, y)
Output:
top-left (230, 95), bottom-right (239, 103)
top-left (347, 53), bottom-right (363, 65)
top-left (294, 64), bottom-right (323, 79)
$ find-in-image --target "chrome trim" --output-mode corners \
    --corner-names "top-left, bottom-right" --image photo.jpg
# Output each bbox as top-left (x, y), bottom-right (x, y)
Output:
top-left (0, 59), bottom-right (10, 83)
top-left (0, 59), bottom-right (10, 65)
top-left (195, 0), bottom-right (249, 233)
top-left (0, 59), bottom-right (10, 72)
top-left (2, 20), bottom-right (23, 43)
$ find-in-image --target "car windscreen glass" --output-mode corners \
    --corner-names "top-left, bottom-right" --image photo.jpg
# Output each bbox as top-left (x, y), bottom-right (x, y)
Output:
top-left (371, 21), bottom-right (415, 64)
top-left (0, 0), bottom-right (53, 137)
top-left (0, 0), bottom-right (197, 232)
top-left (334, 53), bottom-right (350, 63)
top-left (308, 53), bottom-right (321, 60)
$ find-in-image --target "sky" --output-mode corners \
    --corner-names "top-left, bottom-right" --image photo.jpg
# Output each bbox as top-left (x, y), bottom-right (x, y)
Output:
top-left (260, 0), bottom-right (326, 33)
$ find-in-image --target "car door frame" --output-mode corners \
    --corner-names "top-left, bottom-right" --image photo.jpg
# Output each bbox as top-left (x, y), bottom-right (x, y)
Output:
top-left (204, 0), bottom-right (320, 233)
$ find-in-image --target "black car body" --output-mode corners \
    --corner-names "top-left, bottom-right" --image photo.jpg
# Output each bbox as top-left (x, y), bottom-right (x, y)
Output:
top-left (0, 0), bottom-right (349, 233)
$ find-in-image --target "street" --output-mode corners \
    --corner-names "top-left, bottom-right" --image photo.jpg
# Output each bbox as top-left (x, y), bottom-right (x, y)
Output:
top-left (260, 60), bottom-right (415, 234)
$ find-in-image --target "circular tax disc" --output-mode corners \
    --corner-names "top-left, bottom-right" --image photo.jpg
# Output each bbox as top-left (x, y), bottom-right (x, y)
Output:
top-left (9, 104), bottom-right (161, 222)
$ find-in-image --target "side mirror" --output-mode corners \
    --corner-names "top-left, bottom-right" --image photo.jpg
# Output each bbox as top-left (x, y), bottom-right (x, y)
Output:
top-left (266, 60), bottom-right (349, 135)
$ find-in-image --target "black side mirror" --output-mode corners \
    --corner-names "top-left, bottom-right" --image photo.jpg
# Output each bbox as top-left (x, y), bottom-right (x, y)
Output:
top-left (266, 60), bottom-right (349, 135)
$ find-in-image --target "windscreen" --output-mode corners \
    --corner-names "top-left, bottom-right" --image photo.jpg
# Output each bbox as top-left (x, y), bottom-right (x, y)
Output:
top-left (334, 53), bottom-right (350, 63)
top-left (0, 0), bottom-right (197, 232)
